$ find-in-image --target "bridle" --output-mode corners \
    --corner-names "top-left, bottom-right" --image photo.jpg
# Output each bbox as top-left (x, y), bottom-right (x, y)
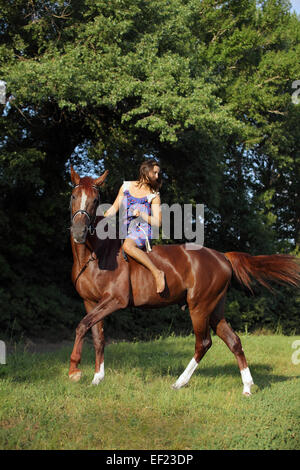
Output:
top-left (70, 184), bottom-right (100, 237)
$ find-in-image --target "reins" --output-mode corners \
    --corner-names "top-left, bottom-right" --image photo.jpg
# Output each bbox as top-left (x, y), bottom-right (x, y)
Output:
top-left (74, 244), bottom-right (98, 288)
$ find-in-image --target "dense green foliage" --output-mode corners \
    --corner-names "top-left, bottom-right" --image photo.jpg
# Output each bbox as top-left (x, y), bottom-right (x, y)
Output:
top-left (0, 0), bottom-right (299, 338)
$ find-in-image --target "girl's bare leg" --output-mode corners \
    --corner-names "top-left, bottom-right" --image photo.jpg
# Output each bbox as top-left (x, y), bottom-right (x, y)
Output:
top-left (123, 238), bottom-right (165, 293)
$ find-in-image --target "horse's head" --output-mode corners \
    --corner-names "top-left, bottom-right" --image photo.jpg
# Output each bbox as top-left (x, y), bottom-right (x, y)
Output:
top-left (70, 166), bottom-right (108, 244)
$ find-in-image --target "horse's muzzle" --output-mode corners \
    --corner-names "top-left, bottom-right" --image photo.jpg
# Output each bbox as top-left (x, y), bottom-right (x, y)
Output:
top-left (71, 223), bottom-right (88, 244)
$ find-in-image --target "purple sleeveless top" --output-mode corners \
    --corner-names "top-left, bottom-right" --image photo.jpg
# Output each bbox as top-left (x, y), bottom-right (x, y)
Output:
top-left (120, 182), bottom-right (158, 250)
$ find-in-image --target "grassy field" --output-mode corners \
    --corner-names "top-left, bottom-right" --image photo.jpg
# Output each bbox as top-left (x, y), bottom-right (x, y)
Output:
top-left (0, 333), bottom-right (299, 450)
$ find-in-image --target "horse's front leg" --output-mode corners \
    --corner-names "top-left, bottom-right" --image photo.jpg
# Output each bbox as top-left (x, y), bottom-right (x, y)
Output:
top-left (68, 296), bottom-right (124, 382)
top-left (91, 320), bottom-right (105, 385)
top-left (77, 300), bottom-right (106, 385)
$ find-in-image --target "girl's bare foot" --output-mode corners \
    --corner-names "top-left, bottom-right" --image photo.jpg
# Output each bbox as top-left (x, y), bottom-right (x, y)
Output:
top-left (155, 270), bottom-right (165, 293)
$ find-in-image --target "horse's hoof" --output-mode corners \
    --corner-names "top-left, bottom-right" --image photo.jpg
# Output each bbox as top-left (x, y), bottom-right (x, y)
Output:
top-left (244, 384), bottom-right (258, 395)
top-left (69, 371), bottom-right (82, 382)
top-left (242, 382), bottom-right (257, 396)
top-left (91, 374), bottom-right (104, 386)
top-left (171, 382), bottom-right (184, 390)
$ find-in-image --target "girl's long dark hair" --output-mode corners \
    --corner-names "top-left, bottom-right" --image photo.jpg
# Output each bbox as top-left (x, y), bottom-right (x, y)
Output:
top-left (137, 158), bottom-right (162, 192)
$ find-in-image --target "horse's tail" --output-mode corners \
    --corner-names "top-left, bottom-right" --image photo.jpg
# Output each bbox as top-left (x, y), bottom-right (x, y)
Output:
top-left (224, 251), bottom-right (300, 292)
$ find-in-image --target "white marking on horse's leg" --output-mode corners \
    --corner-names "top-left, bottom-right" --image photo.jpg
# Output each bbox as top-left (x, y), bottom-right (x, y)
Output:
top-left (80, 190), bottom-right (87, 210)
top-left (172, 358), bottom-right (198, 389)
top-left (91, 362), bottom-right (104, 385)
top-left (241, 367), bottom-right (254, 396)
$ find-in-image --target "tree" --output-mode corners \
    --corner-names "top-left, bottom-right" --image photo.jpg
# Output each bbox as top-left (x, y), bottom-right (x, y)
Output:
top-left (0, 0), bottom-right (299, 337)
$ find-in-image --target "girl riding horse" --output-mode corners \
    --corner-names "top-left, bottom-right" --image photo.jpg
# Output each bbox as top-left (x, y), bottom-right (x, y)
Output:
top-left (104, 159), bottom-right (165, 293)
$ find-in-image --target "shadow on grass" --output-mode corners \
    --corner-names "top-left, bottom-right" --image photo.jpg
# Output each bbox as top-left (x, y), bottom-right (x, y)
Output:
top-left (0, 339), bottom-right (294, 392)
top-left (197, 363), bottom-right (293, 391)
top-left (81, 341), bottom-right (295, 392)
top-left (0, 345), bottom-right (74, 384)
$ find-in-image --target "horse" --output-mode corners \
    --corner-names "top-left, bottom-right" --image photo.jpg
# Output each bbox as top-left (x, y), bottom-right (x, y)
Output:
top-left (68, 167), bottom-right (300, 395)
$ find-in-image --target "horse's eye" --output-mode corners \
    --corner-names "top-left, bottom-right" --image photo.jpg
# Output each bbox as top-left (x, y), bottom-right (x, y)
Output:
top-left (94, 198), bottom-right (98, 204)
top-left (72, 195), bottom-right (76, 200)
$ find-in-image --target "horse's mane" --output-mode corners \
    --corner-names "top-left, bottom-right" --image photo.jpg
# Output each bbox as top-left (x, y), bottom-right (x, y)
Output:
top-left (90, 215), bottom-right (123, 271)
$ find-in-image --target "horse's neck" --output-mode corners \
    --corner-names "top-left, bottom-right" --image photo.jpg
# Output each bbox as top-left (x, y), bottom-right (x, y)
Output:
top-left (93, 215), bottom-right (123, 256)
top-left (71, 237), bottom-right (91, 267)
top-left (71, 233), bottom-right (122, 269)
top-left (70, 215), bottom-right (123, 270)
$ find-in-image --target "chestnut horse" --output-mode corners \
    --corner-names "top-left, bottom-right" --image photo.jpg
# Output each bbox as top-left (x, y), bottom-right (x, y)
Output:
top-left (68, 167), bottom-right (300, 395)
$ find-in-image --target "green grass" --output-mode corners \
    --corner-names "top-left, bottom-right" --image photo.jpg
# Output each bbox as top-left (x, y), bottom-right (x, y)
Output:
top-left (0, 334), bottom-right (299, 450)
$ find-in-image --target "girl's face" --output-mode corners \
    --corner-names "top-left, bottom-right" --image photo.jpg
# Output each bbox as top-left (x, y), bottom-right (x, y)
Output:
top-left (147, 165), bottom-right (160, 183)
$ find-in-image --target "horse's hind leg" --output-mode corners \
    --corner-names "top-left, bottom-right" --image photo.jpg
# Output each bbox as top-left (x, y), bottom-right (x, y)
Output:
top-left (210, 295), bottom-right (254, 396)
top-left (91, 320), bottom-right (105, 385)
top-left (172, 308), bottom-right (212, 390)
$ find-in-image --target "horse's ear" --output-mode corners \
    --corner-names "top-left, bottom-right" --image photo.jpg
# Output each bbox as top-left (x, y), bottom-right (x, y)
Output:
top-left (94, 170), bottom-right (109, 187)
top-left (70, 166), bottom-right (80, 186)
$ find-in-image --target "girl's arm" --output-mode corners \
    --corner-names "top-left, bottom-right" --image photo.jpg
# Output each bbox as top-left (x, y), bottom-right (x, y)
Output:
top-left (104, 185), bottom-right (124, 217)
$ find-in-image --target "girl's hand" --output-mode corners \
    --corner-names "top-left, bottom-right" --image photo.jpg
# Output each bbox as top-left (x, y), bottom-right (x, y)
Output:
top-left (133, 209), bottom-right (140, 217)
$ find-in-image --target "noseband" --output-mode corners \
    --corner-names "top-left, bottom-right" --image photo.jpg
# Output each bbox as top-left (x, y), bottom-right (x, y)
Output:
top-left (70, 184), bottom-right (100, 236)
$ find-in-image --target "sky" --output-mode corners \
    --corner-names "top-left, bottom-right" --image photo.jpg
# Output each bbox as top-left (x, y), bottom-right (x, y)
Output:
top-left (290, 0), bottom-right (300, 14)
